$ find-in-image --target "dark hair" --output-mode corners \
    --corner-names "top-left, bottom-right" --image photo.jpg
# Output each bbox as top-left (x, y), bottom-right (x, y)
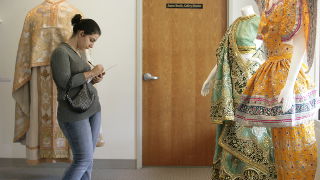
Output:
top-left (71, 14), bottom-right (101, 36)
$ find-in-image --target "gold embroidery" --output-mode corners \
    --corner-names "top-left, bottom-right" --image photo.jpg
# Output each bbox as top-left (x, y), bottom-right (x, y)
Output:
top-left (13, 1), bottom-right (82, 92)
top-left (13, 1), bottom-right (81, 162)
top-left (237, 46), bottom-right (256, 54)
top-left (218, 122), bottom-right (275, 175)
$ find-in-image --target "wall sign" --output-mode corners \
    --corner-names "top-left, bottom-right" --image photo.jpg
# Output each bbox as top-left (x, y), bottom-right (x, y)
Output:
top-left (166, 3), bottom-right (203, 9)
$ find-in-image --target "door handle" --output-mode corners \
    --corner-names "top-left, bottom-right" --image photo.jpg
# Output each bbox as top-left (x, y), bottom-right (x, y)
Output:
top-left (143, 73), bottom-right (159, 80)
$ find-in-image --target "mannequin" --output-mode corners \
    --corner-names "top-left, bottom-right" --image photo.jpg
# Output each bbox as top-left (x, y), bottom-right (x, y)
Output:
top-left (203, 5), bottom-right (276, 179)
top-left (278, 26), bottom-right (306, 112)
top-left (235, 0), bottom-right (318, 127)
top-left (235, 0), bottom-right (318, 179)
top-left (201, 5), bottom-right (262, 96)
top-left (241, 5), bottom-right (255, 16)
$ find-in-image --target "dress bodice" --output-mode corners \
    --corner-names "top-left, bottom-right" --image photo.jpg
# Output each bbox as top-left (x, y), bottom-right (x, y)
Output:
top-left (257, 0), bottom-right (303, 59)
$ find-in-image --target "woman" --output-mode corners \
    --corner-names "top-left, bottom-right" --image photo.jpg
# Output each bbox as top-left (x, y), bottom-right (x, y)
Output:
top-left (51, 14), bottom-right (104, 180)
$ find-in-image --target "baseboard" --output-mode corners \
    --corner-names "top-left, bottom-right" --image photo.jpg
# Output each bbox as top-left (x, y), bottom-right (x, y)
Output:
top-left (0, 158), bottom-right (136, 169)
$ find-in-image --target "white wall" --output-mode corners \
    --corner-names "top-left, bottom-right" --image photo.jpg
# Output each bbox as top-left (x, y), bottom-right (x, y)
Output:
top-left (0, 0), bottom-right (136, 159)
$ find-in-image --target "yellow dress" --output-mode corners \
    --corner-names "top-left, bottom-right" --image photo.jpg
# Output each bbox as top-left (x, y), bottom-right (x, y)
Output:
top-left (235, 0), bottom-right (318, 179)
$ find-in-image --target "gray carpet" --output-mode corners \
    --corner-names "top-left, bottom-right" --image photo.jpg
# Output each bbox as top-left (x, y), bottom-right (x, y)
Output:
top-left (0, 165), bottom-right (211, 180)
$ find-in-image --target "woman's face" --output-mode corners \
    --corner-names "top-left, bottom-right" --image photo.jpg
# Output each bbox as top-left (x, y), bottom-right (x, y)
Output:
top-left (77, 31), bottom-right (100, 50)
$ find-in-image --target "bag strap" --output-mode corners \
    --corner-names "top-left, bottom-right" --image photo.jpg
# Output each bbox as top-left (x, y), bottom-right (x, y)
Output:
top-left (63, 77), bottom-right (74, 101)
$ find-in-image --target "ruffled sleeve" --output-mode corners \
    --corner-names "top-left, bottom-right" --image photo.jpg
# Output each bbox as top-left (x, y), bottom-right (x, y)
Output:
top-left (301, 0), bottom-right (317, 72)
top-left (280, 0), bottom-right (303, 41)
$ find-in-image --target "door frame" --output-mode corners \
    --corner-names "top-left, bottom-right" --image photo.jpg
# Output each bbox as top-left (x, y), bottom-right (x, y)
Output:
top-left (136, 0), bottom-right (143, 169)
top-left (135, 0), bottom-right (232, 169)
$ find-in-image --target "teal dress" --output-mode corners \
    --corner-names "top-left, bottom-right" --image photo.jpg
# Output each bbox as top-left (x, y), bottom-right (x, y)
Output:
top-left (210, 15), bottom-right (276, 180)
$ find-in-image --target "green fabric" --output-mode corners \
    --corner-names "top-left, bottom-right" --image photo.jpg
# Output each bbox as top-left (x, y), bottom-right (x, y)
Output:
top-left (210, 15), bottom-right (276, 180)
top-left (236, 15), bottom-right (260, 48)
top-left (210, 15), bottom-right (261, 122)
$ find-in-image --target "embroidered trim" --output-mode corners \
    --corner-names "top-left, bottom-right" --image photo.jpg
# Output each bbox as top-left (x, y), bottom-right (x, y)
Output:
top-left (241, 89), bottom-right (318, 106)
top-left (235, 90), bottom-right (320, 127)
top-left (238, 46), bottom-right (257, 54)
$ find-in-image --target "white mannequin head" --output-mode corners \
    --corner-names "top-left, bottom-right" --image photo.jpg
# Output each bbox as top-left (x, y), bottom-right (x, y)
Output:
top-left (241, 5), bottom-right (256, 16)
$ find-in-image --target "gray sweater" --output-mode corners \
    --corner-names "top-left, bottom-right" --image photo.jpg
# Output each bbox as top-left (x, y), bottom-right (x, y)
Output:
top-left (51, 43), bottom-right (101, 122)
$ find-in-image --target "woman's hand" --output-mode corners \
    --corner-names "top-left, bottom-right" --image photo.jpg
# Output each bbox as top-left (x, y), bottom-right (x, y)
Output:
top-left (92, 73), bottom-right (104, 84)
top-left (92, 64), bottom-right (104, 75)
top-left (278, 85), bottom-right (295, 112)
top-left (84, 64), bottom-right (104, 80)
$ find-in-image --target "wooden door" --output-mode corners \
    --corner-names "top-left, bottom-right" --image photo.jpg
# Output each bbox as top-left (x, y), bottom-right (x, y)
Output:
top-left (143, 0), bottom-right (227, 166)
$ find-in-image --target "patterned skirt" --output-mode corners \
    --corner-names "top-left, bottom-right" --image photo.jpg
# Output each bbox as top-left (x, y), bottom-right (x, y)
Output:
top-left (235, 55), bottom-right (319, 127)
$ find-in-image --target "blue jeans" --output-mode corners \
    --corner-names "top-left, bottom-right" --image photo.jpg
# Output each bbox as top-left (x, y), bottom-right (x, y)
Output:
top-left (58, 111), bottom-right (101, 180)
